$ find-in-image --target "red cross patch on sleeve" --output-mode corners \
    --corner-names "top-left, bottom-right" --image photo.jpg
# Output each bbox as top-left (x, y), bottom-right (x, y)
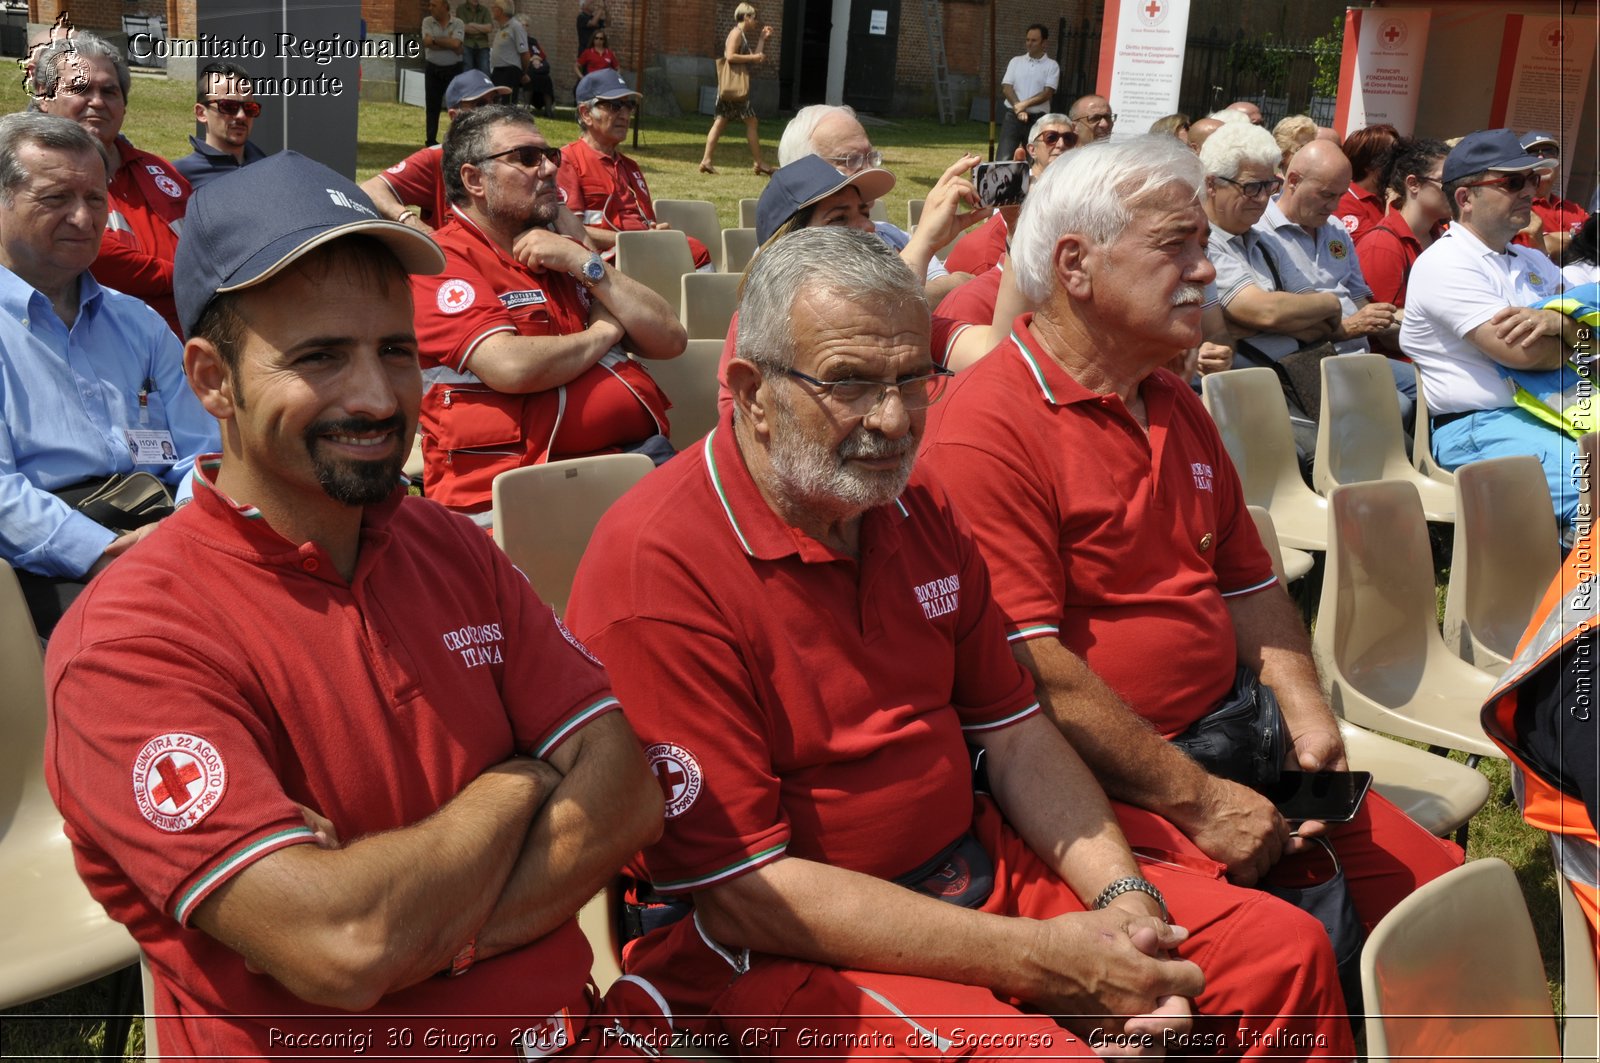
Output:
top-left (132, 733), bottom-right (228, 832)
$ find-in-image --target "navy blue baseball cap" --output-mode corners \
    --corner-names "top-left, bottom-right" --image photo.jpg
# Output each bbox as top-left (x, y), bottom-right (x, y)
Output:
top-left (446, 69), bottom-right (510, 110)
top-left (175, 151), bottom-right (446, 338)
top-left (1442, 128), bottom-right (1558, 184)
top-left (756, 154), bottom-right (896, 244)
top-left (575, 69), bottom-right (640, 104)
top-left (1519, 130), bottom-right (1560, 153)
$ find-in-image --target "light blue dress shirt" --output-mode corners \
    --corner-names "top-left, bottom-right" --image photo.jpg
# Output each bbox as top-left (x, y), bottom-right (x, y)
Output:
top-left (1255, 197), bottom-right (1374, 355)
top-left (0, 266), bottom-right (219, 578)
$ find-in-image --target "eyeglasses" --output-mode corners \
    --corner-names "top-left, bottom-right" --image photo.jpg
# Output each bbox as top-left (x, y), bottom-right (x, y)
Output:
top-left (477, 144), bottom-right (563, 169)
top-left (205, 98), bottom-right (261, 118)
top-left (825, 149), bottom-right (883, 174)
top-left (1072, 112), bottom-right (1116, 126)
top-left (1216, 174), bottom-right (1284, 199)
top-left (1465, 172), bottom-right (1536, 194)
top-left (1036, 130), bottom-right (1077, 148)
top-left (593, 97), bottom-right (637, 112)
top-left (783, 366), bottom-right (953, 413)
top-left (1527, 146), bottom-right (1559, 158)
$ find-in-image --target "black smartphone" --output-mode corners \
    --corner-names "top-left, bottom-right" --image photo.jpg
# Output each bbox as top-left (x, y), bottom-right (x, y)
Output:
top-left (1260, 770), bottom-right (1373, 823)
top-left (973, 161), bottom-right (1030, 207)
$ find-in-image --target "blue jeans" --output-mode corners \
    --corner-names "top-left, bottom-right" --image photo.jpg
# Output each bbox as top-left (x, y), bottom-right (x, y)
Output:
top-left (463, 46), bottom-right (491, 74)
top-left (1432, 406), bottom-right (1581, 528)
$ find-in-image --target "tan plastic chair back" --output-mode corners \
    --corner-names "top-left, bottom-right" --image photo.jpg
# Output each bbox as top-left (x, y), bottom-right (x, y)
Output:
top-left (645, 339), bottom-right (723, 449)
top-left (869, 199), bottom-right (888, 223)
top-left (1411, 363), bottom-right (1454, 485)
top-left (1443, 456), bottom-right (1560, 674)
top-left (738, 197), bottom-right (758, 229)
top-left (1201, 368), bottom-right (1328, 550)
top-left (908, 198), bottom-right (925, 230)
top-left (680, 271), bottom-right (742, 340)
top-left (614, 230), bottom-right (695, 316)
top-left (1315, 354), bottom-right (1455, 521)
top-left (0, 565), bottom-right (138, 1008)
top-left (1338, 721), bottom-right (1488, 839)
top-left (1561, 874), bottom-right (1599, 1059)
top-left (491, 454), bottom-right (654, 615)
top-left (577, 887), bottom-right (622, 991)
top-left (1245, 505), bottom-right (1312, 584)
top-left (1362, 858), bottom-right (1559, 1061)
top-left (721, 227), bottom-right (757, 275)
top-left (1314, 480), bottom-right (1501, 757)
top-left (652, 198), bottom-right (722, 271)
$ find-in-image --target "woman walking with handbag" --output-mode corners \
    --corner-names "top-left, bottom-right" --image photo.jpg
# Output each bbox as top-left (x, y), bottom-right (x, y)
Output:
top-left (698, 3), bottom-right (775, 175)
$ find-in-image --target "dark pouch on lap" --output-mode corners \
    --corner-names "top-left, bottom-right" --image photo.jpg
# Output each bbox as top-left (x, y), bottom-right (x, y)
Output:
top-left (1169, 666), bottom-right (1286, 788)
top-left (892, 831), bottom-right (995, 909)
top-left (1262, 836), bottom-right (1365, 1015)
top-left (54, 472), bottom-right (174, 533)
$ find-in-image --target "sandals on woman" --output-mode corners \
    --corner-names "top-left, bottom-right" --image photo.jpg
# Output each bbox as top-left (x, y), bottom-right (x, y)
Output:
top-left (698, 161), bottom-right (718, 175)
top-left (753, 162), bottom-right (775, 176)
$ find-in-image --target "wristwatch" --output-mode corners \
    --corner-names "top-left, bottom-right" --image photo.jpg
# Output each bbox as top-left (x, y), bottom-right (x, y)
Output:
top-left (578, 251), bottom-right (606, 287)
top-left (1093, 876), bottom-right (1169, 923)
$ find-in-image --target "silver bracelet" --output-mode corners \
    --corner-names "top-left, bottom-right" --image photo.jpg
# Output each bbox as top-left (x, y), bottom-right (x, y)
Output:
top-left (1092, 876), bottom-right (1168, 922)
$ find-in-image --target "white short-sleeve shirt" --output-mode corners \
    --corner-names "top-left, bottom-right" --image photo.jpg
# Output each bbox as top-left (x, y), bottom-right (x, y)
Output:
top-left (1000, 53), bottom-right (1061, 114)
top-left (1400, 224), bottom-right (1565, 413)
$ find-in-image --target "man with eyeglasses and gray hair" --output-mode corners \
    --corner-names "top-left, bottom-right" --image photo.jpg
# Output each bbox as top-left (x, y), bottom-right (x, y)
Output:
top-left (566, 223), bottom-right (1347, 1058)
top-left (778, 103), bottom-right (972, 300)
top-left (556, 69), bottom-right (714, 270)
top-left (174, 61), bottom-right (268, 191)
top-left (1401, 128), bottom-right (1583, 529)
top-left (1067, 94), bottom-right (1116, 144)
top-left (410, 105), bottom-right (684, 520)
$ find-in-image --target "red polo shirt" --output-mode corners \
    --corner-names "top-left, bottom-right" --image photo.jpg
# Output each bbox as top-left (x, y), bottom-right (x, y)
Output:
top-left (1354, 209), bottom-right (1423, 308)
top-left (45, 460), bottom-right (616, 1058)
top-left (942, 211), bottom-right (1009, 276)
top-left (412, 208), bottom-right (669, 512)
top-left (565, 416), bottom-right (1039, 892)
top-left (920, 315), bottom-right (1276, 737)
top-left (935, 263), bottom-right (1004, 327)
top-left (1524, 194), bottom-right (1591, 248)
top-left (98, 137), bottom-right (190, 337)
top-left (556, 139), bottom-right (711, 269)
top-left (377, 145), bottom-right (449, 227)
top-left (1336, 183), bottom-right (1384, 239)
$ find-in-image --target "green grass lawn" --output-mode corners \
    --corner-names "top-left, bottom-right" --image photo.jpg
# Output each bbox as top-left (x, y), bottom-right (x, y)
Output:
top-left (0, 68), bottom-right (1584, 1062)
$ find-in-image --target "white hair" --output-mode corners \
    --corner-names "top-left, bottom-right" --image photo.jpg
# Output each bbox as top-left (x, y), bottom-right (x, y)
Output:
top-left (778, 104), bottom-right (857, 167)
top-left (1208, 108), bottom-right (1250, 126)
top-left (1009, 135), bottom-right (1205, 304)
top-left (1199, 122), bottom-right (1281, 178)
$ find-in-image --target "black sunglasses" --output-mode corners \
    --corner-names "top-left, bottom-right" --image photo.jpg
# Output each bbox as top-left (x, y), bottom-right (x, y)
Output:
top-left (206, 98), bottom-right (261, 118)
top-left (477, 144), bottom-right (563, 169)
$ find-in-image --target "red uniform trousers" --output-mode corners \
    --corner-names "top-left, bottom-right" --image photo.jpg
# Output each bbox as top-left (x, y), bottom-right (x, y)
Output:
top-left (622, 798), bottom-right (1356, 1059)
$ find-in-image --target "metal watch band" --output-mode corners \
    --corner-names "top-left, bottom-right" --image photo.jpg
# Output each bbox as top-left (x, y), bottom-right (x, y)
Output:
top-left (1092, 876), bottom-right (1168, 922)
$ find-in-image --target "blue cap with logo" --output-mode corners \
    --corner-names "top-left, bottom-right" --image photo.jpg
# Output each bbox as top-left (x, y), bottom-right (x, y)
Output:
top-left (756, 154), bottom-right (897, 244)
top-left (1442, 128), bottom-right (1559, 184)
top-left (1519, 130), bottom-right (1559, 153)
top-left (174, 151), bottom-right (446, 339)
top-left (575, 69), bottom-right (640, 105)
top-left (445, 69), bottom-right (511, 110)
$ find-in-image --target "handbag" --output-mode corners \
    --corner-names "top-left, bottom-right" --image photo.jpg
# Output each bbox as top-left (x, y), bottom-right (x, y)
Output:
top-left (714, 55), bottom-right (749, 106)
top-left (1169, 666), bottom-right (1286, 789)
top-left (1262, 836), bottom-right (1366, 1016)
top-left (53, 472), bottom-right (174, 534)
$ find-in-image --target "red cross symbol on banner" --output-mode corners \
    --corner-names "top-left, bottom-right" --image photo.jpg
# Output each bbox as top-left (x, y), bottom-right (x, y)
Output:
top-left (151, 754), bottom-right (200, 808)
top-left (1384, 25), bottom-right (1402, 43)
top-left (1547, 28), bottom-right (1565, 48)
top-left (1145, 0), bottom-right (1162, 18)
top-left (653, 759), bottom-right (686, 798)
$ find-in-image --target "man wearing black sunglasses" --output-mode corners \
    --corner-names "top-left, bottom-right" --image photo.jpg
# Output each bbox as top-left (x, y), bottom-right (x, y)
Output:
top-left (1402, 128), bottom-right (1583, 531)
top-left (175, 62), bottom-right (269, 192)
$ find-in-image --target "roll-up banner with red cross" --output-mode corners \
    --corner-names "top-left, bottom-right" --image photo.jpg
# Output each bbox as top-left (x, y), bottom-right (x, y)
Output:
top-left (1096, 0), bottom-right (1193, 140)
top-left (1334, 7), bottom-right (1432, 138)
top-left (1489, 11), bottom-right (1597, 196)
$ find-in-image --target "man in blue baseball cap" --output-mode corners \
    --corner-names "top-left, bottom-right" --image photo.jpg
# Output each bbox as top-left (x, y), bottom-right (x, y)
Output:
top-left (44, 150), bottom-right (667, 1060)
top-left (556, 69), bottom-right (714, 269)
top-left (1401, 128), bottom-right (1584, 529)
top-left (1516, 129), bottom-right (1591, 264)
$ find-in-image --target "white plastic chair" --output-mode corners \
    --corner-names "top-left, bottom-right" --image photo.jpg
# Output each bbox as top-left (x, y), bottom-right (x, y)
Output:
top-left (0, 566), bottom-right (139, 1010)
top-left (1202, 368), bottom-right (1328, 551)
top-left (1245, 505), bottom-right (1313, 583)
top-left (1442, 456), bottom-right (1561, 676)
top-left (720, 227), bottom-right (757, 275)
top-left (680, 271), bottom-right (742, 340)
top-left (653, 199), bottom-right (722, 271)
top-left (1561, 874), bottom-right (1599, 1060)
top-left (738, 197), bottom-right (758, 229)
top-left (1313, 481), bottom-right (1503, 759)
top-left (1411, 363), bottom-right (1454, 485)
top-left (645, 339), bottom-right (723, 450)
top-left (491, 454), bottom-right (654, 614)
top-left (614, 229), bottom-right (695, 317)
top-left (1315, 354), bottom-right (1455, 522)
top-left (1362, 858), bottom-right (1559, 1061)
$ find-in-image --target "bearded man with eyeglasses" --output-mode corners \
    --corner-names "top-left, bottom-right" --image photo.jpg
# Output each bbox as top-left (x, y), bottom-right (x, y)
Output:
top-left (175, 62), bottom-right (268, 192)
top-left (1402, 128), bottom-right (1585, 530)
top-left (556, 70), bottom-right (714, 270)
top-left (410, 105), bottom-right (684, 521)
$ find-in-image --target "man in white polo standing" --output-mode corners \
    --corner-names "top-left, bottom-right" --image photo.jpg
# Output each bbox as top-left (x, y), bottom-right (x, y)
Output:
top-left (998, 23), bottom-right (1059, 164)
